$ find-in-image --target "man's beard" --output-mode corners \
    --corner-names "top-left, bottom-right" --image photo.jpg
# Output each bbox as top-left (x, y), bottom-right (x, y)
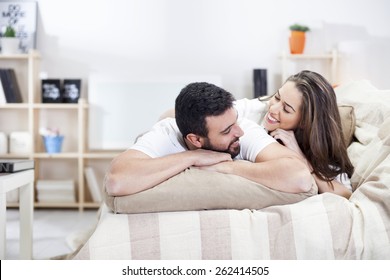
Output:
top-left (202, 137), bottom-right (241, 159)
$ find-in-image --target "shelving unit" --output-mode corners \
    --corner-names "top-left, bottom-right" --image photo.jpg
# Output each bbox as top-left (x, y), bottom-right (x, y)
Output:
top-left (1, 51), bottom-right (119, 211)
top-left (280, 49), bottom-right (339, 85)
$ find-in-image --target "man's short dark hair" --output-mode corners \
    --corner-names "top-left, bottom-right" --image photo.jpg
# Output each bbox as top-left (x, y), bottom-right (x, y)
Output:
top-left (175, 82), bottom-right (236, 137)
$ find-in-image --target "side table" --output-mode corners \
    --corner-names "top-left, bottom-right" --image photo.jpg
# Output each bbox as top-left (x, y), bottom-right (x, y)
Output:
top-left (0, 169), bottom-right (34, 259)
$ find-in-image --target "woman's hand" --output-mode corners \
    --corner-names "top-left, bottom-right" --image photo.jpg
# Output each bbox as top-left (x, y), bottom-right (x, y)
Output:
top-left (269, 129), bottom-right (305, 159)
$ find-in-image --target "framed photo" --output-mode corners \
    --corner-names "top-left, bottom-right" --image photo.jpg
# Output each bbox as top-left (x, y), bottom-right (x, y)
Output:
top-left (63, 79), bottom-right (81, 103)
top-left (0, 1), bottom-right (37, 53)
top-left (41, 79), bottom-right (61, 103)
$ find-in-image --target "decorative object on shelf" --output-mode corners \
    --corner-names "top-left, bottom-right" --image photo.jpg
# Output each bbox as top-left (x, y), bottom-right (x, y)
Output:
top-left (40, 127), bottom-right (64, 154)
top-left (43, 135), bottom-right (64, 154)
top-left (253, 69), bottom-right (267, 98)
top-left (41, 79), bottom-right (62, 103)
top-left (63, 79), bottom-right (81, 103)
top-left (0, 2), bottom-right (37, 53)
top-left (0, 25), bottom-right (20, 54)
top-left (289, 23), bottom-right (310, 54)
top-left (9, 131), bottom-right (31, 154)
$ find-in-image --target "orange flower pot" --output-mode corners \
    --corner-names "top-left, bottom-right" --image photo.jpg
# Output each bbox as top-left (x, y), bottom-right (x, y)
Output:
top-left (289, 31), bottom-right (306, 54)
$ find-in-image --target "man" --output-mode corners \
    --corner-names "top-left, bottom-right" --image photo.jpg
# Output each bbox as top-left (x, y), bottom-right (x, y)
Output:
top-left (106, 82), bottom-right (312, 196)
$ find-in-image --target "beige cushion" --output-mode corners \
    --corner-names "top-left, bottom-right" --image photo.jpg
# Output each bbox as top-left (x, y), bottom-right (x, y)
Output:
top-left (104, 167), bottom-right (318, 214)
top-left (338, 105), bottom-right (356, 147)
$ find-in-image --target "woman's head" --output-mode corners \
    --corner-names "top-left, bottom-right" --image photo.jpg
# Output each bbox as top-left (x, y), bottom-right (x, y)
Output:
top-left (264, 70), bottom-right (354, 180)
top-left (262, 80), bottom-right (303, 132)
top-left (263, 70), bottom-right (338, 133)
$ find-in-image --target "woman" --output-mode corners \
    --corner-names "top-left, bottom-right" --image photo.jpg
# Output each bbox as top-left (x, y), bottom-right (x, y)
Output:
top-left (236, 70), bottom-right (354, 198)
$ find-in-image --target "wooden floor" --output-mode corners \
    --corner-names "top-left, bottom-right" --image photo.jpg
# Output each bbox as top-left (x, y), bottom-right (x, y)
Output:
top-left (5, 208), bottom-right (98, 260)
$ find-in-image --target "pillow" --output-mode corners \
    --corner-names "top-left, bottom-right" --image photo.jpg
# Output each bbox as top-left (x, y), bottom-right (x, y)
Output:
top-left (104, 167), bottom-right (318, 214)
top-left (338, 105), bottom-right (356, 147)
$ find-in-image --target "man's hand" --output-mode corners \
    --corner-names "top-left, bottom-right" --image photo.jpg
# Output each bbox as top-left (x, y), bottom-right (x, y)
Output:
top-left (189, 149), bottom-right (233, 167)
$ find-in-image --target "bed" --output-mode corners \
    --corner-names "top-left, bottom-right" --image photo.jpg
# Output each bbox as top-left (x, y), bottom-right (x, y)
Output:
top-left (73, 80), bottom-right (390, 260)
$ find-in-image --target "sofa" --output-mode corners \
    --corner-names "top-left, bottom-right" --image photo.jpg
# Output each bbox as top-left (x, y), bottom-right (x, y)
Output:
top-left (73, 80), bottom-right (390, 260)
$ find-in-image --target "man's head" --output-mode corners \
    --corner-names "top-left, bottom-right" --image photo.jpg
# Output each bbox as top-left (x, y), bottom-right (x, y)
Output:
top-left (175, 82), bottom-right (243, 158)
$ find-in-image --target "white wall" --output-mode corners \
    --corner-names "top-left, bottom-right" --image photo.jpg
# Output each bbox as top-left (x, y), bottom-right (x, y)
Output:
top-left (29, 0), bottom-right (390, 99)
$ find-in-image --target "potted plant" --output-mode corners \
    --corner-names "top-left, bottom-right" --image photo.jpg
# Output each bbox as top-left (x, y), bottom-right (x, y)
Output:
top-left (1, 25), bottom-right (20, 54)
top-left (289, 23), bottom-right (310, 54)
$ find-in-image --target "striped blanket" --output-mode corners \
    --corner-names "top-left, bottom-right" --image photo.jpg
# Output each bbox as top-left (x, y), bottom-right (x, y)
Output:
top-left (73, 80), bottom-right (390, 260)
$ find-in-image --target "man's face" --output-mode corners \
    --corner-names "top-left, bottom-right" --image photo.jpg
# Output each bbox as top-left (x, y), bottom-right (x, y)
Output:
top-left (201, 108), bottom-right (244, 158)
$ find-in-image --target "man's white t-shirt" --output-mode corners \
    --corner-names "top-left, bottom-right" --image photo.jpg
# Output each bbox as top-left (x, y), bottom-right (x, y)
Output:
top-left (131, 117), bottom-right (275, 162)
top-left (235, 98), bottom-right (267, 124)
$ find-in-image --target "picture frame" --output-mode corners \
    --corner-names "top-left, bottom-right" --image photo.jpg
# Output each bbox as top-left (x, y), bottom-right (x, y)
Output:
top-left (41, 79), bottom-right (61, 103)
top-left (63, 79), bottom-right (81, 103)
top-left (0, 1), bottom-right (37, 53)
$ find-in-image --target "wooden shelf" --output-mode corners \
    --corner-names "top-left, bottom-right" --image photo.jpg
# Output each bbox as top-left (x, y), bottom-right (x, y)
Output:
top-left (1, 51), bottom-right (110, 212)
top-left (279, 49), bottom-right (339, 85)
top-left (0, 104), bottom-right (29, 109)
top-left (0, 50), bottom-right (40, 60)
top-left (32, 103), bottom-right (88, 109)
top-left (33, 153), bottom-right (80, 159)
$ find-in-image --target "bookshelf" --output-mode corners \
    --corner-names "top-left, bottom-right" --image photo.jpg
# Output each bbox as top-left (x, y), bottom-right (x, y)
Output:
top-left (0, 50), bottom-right (118, 211)
top-left (279, 49), bottom-right (339, 85)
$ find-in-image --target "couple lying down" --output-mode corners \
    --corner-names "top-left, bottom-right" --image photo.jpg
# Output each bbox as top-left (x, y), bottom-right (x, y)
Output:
top-left (106, 70), bottom-right (354, 201)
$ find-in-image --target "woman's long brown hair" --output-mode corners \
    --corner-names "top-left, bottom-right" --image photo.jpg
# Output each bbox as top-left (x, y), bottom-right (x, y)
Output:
top-left (287, 70), bottom-right (354, 183)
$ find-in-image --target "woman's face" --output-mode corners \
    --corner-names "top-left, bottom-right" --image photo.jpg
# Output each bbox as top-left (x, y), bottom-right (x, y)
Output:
top-left (262, 81), bottom-right (303, 132)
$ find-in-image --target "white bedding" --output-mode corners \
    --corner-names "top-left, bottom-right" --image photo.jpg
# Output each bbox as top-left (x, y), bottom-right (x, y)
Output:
top-left (73, 80), bottom-right (390, 260)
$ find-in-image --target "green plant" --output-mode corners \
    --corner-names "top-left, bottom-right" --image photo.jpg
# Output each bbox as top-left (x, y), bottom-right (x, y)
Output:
top-left (289, 24), bottom-right (310, 32)
top-left (3, 26), bottom-right (16, 37)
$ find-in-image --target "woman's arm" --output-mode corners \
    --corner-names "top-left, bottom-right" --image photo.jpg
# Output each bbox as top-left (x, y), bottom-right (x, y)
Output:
top-left (199, 143), bottom-right (313, 194)
top-left (312, 175), bottom-right (352, 199)
top-left (270, 128), bottom-right (352, 199)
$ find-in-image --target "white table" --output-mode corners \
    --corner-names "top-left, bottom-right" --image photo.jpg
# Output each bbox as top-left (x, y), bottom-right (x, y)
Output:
top-left (0, 169), bottom-right (34, 259)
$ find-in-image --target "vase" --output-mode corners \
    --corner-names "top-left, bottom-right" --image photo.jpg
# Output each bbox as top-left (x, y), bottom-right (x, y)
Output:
top-left (289, 31), bottom-right (306, 54)
top-left (1, 38), bottom-right (20, 54)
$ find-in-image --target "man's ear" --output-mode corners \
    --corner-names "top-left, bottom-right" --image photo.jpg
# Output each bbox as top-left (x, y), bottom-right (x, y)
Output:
top-left (185, 133), bottom-right (203, 148)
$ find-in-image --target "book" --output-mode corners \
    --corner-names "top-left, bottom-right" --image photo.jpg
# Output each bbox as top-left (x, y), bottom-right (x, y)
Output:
top-left (84, 167), bottom-right (102, 202)
top-left (0, 68), bottom-right (22, 103)
top-left (7, 68), bottom-right (23, 103)
top-left (36, 179), bottom-right (75, 203)
top-left (0, 75), bottom-right (6, 104)
top-left (36, 179), bottom-right (74, 191)
top-left (0, 159), bottom-right (35, 173)
top-left (0, 69), bottom-right (12, 102)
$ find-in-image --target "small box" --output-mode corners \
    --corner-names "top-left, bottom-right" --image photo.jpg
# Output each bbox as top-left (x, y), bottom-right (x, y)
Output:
top-left (41, 79), bottom-right (62, 103)
top-left (9, 131), bottom-right (31, 154)
top-left (63, 79), bottom-right (81, 103)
